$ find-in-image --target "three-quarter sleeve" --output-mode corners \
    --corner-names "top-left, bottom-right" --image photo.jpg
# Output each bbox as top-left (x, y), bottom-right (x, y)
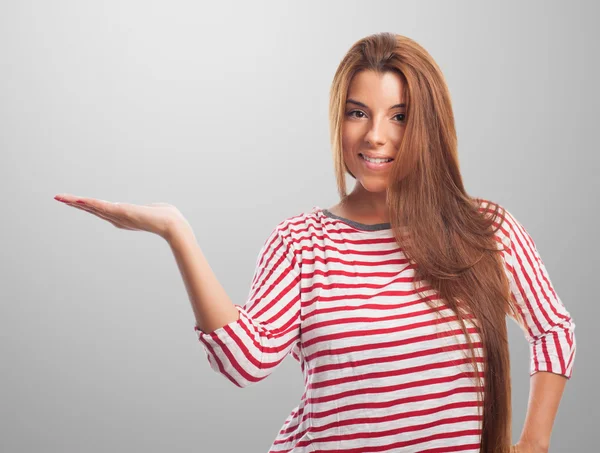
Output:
top-left (194, 225), bottom-right (302, 388)
top-left (503, 208), bottom-right (576, 379)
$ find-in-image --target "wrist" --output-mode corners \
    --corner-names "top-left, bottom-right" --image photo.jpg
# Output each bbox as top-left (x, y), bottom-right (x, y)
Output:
top-left (164, 216), bottom-right (195, 245)
top-left (517, 439), bottom-right (549, 453)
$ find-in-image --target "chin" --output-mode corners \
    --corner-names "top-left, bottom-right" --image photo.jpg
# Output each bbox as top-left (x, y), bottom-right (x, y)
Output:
top-left (359, 178), bottom-right (389, 193)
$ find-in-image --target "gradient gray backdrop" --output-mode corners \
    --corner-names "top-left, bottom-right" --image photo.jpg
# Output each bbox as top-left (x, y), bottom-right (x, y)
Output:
top-left (2, 1), bottom-right (597, 452)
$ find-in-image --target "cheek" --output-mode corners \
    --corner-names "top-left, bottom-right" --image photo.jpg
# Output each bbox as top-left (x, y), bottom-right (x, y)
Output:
top-left (342, 122), bottom-right (359, 142)
top-left (392, 126), bottom-right (406, 145)
top-left (341, 138), bottom-right (357, 163)
top-left (341, 124), bottom-right (360, 156)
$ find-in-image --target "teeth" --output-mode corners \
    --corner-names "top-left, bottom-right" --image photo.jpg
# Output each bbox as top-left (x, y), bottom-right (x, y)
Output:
top-left (362, 154), bottom-right (393, 164)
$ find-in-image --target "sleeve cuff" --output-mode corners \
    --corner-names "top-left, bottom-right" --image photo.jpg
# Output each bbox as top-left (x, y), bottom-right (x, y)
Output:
top-left (194, 305), bottom-right (252, 348)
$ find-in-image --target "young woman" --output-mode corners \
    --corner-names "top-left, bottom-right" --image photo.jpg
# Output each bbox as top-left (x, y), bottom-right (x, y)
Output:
top-left (54, 33), bottom-right (575, 453)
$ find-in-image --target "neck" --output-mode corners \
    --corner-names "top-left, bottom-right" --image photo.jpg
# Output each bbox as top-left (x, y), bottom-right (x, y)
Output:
top-left (343, 184), bottom-right (390, 222)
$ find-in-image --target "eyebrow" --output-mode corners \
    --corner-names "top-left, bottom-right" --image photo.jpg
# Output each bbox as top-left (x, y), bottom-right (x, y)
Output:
top-left (346, 98), bottom-right (406, 109)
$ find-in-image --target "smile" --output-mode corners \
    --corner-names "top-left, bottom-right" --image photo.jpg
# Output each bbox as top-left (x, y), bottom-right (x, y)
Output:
top-left (360, 153), bottom-right (394, 170)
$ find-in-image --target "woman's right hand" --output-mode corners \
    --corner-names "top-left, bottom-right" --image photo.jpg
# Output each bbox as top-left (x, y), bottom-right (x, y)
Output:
top-left (54, 193), bottom-right (190, 241)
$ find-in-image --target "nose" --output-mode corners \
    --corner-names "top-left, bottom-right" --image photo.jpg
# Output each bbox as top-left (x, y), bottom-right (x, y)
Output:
top-left (364, 116), bottom-right (387, 147)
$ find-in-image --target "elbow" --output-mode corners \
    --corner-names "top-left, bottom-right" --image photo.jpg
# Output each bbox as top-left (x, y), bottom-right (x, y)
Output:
top-left (207, 365), bottom-right (270, 388)
top-left (530, 322), bottom-right (576, 379)
top-left (203, 349), bottom-right (275, 388)
top-left (197, 321), bottom-right (295, 388)
top-left (233, 375), bottom-right (266, 389)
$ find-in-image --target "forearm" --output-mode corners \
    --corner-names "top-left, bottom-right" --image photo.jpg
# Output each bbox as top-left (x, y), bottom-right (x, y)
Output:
top-left (518, 371), bottom-right (568, 450)
top-left (166, 221), bottom-right (239, 334)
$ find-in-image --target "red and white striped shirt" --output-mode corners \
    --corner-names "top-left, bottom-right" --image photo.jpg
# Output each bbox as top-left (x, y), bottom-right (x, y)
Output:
top-left (195, 199), bottom-right (576, 452)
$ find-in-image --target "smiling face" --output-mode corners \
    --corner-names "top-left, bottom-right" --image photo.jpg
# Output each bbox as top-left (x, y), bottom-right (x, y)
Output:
top-left (342, 70), bottom-right (407, 194)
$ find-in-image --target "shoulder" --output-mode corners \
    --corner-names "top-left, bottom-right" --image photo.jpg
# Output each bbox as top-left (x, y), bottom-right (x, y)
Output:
top-left (265, 206), bottom-right (323, 260)
top-left (270, 206), bottom-right (321, 238)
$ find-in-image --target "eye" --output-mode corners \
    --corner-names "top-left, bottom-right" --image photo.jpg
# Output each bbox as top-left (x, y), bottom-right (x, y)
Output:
top-left (346, 110), bottom-right (406, 122)
top-left (346, 110), bottom-right (366, 118)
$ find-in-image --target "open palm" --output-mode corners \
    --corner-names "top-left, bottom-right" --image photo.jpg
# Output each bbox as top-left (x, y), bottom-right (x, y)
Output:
top-left (54, 193), bottom-right (188, 240)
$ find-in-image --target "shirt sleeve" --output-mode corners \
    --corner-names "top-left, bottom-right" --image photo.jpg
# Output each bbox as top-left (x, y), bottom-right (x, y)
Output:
top-left (193, 225), bottom-right (302, 388)
top-left (502, 208), bottom-right (576, 379)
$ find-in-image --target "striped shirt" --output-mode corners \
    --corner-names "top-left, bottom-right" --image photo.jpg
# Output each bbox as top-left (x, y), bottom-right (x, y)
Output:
top-left (194, 199), bottom-right (576, 452)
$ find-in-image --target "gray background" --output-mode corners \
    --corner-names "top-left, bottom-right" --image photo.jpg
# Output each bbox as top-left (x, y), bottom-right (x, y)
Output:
top-left (1, 1), bottom-right (597, 452)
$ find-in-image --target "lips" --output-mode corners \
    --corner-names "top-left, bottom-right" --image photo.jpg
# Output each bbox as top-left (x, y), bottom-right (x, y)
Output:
top-left (359, 154), bottom-right (394, 171)
top-left (359, 153), bottom-right (394, 160)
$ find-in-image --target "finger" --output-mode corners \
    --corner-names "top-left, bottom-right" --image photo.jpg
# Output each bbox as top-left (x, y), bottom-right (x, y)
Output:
top-left (70, 197), bottom-right (130, 224)
top-left (57, 195), bottom-right (117, 216)
top-left (56, 195), bottom-right (135, 230)
top-left (66, 201), bottom-right (136, 230)
top-left (73, 197), bottom-right (117, 216)
top-left (55, 194), bottom-right (91, 204)
top-left (67, 201), bottom-right (114, 222)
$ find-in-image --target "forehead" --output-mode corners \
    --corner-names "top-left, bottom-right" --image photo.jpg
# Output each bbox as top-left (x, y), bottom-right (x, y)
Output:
top-left (347, 70), bottom-right (406, 103)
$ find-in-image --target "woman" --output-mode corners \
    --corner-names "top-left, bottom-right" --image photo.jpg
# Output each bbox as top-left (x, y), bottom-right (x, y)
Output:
top-left (54, 33), bottom-right (575, 453)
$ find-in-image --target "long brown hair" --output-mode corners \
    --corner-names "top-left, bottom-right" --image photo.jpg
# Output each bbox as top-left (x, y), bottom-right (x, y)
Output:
top-left (328, 32), bottom-right (523, 453)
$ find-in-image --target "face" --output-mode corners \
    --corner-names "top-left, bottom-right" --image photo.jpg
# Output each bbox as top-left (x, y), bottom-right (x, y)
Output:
top-left (342, 70), bottom-right (407, 194)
